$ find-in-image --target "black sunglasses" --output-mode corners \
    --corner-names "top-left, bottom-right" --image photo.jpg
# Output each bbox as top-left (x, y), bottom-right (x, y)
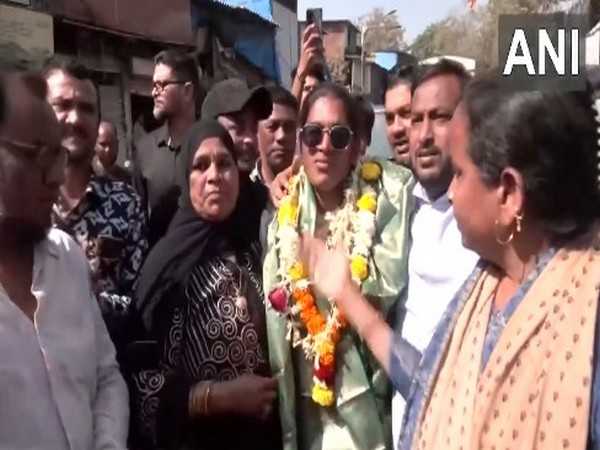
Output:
top-left (300, 124), bottom-right (354, 151)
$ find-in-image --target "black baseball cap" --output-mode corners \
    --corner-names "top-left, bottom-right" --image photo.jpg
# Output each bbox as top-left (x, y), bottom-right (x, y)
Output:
top-left (201, 78), bottom-right (272, 120)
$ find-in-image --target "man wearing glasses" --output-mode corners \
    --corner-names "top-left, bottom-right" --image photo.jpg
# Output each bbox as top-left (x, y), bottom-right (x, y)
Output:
top-left (134, 50), bottom-right (201, 246)
top-left (0, 70), bottom-right (128, 449)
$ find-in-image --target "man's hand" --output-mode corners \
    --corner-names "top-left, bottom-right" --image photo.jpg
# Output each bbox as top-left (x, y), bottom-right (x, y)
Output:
top-left (296, 24), bottom-right (324, 82)
top-left (270, 157), bottom-right (301, 207)
top-left (292, 24), bottom-right (324, 103)
top-left (299, 234), bottom-right (354, 303)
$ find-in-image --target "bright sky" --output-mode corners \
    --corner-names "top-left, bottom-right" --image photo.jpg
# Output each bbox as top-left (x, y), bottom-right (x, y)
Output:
top-left (297, 0), bottom-right (472, 42)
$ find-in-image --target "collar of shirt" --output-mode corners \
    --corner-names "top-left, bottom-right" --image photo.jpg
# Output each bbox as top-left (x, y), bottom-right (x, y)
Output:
top-left (249, 160), bottom-right (264, 184)
top-left (53, 176), bottom-right (105, 223)
top-left (402, 181), bottom-right (479, 353)
top-left (38, 233), bottom-right (61, 260)
top-left (412, 182), bottom-right (451, 213)
top-left (156, 124), bottom-right (181, 153)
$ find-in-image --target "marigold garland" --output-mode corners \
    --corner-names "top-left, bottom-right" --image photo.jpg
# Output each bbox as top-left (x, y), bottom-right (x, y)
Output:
top-left (350, 255), bottom-right (369, 282)
top-left (268, 161), bottom-right (382, 407)
top-left (361, 161), bottom-right (382, 181)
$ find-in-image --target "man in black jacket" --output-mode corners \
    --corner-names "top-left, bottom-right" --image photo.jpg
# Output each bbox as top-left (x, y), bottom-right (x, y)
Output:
top-left (134, 50), bottom-right (201, 246)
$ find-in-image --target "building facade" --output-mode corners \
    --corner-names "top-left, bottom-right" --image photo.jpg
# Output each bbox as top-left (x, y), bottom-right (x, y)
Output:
top-left (0, 0), bottom-right (297, 164)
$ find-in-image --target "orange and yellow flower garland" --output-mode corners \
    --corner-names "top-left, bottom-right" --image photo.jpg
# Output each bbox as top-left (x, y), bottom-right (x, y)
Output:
top-left (268, 161), bottom-right (382, 407)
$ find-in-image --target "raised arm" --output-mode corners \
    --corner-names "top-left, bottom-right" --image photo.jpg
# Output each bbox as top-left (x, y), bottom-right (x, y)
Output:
top-left (292, 24), bottom-right (323, 103)
top-left (300, 234), bottom-right (421, 394)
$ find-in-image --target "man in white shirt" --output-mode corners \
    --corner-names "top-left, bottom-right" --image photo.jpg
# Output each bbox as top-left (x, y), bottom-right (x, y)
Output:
top-left (0, 70), bottom-right (128, 449)
top-left (391, 60), bottom-right (479, 444)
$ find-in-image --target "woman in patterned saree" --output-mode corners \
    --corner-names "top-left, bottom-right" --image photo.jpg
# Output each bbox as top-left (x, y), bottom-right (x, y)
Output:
top-left (131, 120), bottom-right (281, 450)
top-left (263, 82), bottom-right (414, 450)
top-left (299, 76), bottom-right (600, 449)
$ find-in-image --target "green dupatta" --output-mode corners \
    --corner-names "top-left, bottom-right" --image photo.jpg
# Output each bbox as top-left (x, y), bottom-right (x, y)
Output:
top-left (263, 159), bottom-right (415, 450)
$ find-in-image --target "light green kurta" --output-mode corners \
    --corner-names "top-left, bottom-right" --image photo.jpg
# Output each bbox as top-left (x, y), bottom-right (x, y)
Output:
top-left (263, 160), bottom-right (415, 450)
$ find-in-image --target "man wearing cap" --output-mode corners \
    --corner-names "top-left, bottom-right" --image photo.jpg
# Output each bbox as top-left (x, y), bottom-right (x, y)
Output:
top-left (201, 78), bottom-right (272, 181)
top-left (202, 78), bottom-right (273, 255)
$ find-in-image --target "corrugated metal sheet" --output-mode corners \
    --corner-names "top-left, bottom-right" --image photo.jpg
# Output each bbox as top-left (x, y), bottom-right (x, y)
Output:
top-left (194, 0), bottom-right (280, 80)
top-left (209, 0), bottom-right (276, 25)
top-left (216, 0), bottom-right (272, 21)
top-left (49, 0), bottom-right (193, 45)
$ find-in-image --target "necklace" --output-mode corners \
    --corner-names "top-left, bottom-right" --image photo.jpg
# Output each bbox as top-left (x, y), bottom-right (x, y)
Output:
top-left (234, 266), bottom-right (248, 311)
top-left (226, 254), bottom-right (248, 312)
top-left (268, 161), bottom-right (383, 407)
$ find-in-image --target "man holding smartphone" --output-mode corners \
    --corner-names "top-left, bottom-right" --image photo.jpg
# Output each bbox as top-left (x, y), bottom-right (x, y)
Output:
top-left (292, 20), bottom-right (327, 107)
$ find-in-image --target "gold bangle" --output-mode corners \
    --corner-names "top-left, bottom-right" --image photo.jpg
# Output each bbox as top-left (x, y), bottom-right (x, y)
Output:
top-left (189, 382), bottom-right (205, 418)
top-left (203, 381), bottom-right (213, 416)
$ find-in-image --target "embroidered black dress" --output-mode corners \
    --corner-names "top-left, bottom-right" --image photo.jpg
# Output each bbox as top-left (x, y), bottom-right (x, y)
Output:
top-left (130, 243), bottom-right (281, 450)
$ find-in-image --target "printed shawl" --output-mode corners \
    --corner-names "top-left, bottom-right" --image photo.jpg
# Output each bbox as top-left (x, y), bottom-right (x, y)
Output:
top-left (413, 227), bottom-right (600, 450)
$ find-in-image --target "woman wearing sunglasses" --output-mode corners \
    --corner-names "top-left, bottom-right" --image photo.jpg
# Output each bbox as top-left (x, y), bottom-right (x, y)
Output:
top-left (300, 77), bottom-right (600, 450)
top-left (263, 82), bottom-right (414, 450)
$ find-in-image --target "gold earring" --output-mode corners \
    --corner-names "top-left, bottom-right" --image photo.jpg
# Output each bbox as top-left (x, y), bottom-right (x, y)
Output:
top-left (495, 219), bottom-right (514, 246)
top-left (495, 213), bottom-right (524, 246)
top-left (515, 213), bottom-right (523, 233)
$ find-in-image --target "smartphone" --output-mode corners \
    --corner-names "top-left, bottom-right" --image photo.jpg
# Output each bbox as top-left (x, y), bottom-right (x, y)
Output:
top-left (306, 8), bottom-right (323, 35)
top-left (305, 8), bottom-right (331, 81)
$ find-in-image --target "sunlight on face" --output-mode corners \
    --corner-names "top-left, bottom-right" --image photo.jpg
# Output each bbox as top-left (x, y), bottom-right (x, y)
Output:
top-left (301, 96), bottom-right (358, 195)
top-left (189, 137), bottom-right (240, 222)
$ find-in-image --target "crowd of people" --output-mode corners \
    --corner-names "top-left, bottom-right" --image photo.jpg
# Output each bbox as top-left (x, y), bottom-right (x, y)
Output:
top-left (1, 20), bottom-right (600, 450)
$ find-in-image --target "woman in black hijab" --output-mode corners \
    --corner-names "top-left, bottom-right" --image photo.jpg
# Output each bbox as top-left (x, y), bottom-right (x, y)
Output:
top-left (130, 120), bottom-right (281, 450)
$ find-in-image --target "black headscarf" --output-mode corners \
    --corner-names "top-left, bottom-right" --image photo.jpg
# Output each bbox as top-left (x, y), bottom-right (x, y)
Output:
top-left (135, 119), bottom-right (265, 330)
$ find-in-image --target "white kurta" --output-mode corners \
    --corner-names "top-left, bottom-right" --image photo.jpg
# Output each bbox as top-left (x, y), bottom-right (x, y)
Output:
top-left (0, 229), bottom-right (129, 449)
top-left (392, 183), bottom-right (478, 446)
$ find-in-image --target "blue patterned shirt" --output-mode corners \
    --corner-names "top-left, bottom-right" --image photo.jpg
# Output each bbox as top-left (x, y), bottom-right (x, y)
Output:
top-left (53, 176), bottom-right (148, 309)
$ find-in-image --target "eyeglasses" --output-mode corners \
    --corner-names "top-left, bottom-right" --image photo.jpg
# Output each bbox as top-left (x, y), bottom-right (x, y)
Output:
top-left (0, 137), bottom-right (67, 172)
top-left (152, 79), bottom-right (189, 93)
top-left (300, 124), bottom-right (354, 151)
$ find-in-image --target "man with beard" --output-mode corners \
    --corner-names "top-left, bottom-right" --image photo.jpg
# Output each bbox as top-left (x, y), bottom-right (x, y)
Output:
top-left (0, 70), bottom-right (128, 449)
top-left (254, 85), bottom-right (298, 187)
top-left (391, 59), bottom-right (479, 444)
top-left (134, 50), bottom-right (200, 246)
top-left (385, 65), bottom-right (416, 168)
top-left (42, 59), bottom-right (148, 347)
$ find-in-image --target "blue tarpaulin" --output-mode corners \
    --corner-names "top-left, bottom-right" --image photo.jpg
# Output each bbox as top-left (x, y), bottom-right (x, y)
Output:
top-left (373, 52), bottom-right (398, 71)
top-left (216, 0), bottom-right (273, 22)
top-left (192, 0), bottom-right (280, 82)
